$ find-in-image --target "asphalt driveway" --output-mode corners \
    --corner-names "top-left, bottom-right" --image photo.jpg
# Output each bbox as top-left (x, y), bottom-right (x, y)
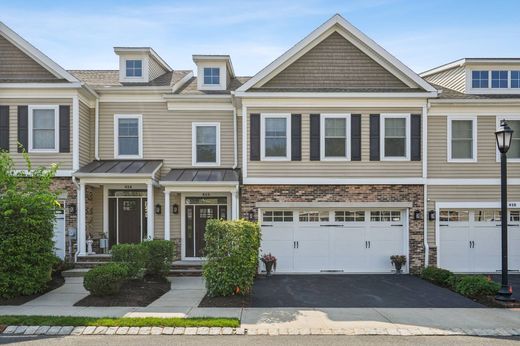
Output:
top-left (251, 274), bottom-right (484, 308)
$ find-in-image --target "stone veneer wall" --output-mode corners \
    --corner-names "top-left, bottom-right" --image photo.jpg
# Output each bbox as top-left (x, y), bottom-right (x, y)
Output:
top-left (240, 184), bottom-right (425, 273)
top-left (51, 178), bottom-right (77, 261)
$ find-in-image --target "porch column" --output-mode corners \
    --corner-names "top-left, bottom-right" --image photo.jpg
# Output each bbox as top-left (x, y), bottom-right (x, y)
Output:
top-left (146, 182), bottom-right (154, 240)
top-left (231, 187), bottom-right (239, 220)
top-left (164, 191), bottom-right (170, 240)
top-left (77, 182), bottom-right (86, 255)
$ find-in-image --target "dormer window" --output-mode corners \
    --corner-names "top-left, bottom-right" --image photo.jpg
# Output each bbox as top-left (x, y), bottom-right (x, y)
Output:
top-left (491, 70), bottom-right (508, 88)
top-left (203, 67), bottom-right (220, 85)
top-left (512, 71), bottom-right (520, 88)
top-left (472, 71), bottom-right (489, 88)
top-left (126, 60), bottom-right (143, 77)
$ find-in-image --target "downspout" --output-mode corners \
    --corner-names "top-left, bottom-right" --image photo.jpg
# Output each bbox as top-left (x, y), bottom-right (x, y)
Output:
top-left (72, 175), bottom-right (80, 262)
top-left (232, 105), bottom-right (237, 169)
top-left (423, 102), bottom-right (430, 267)
top-left (95, 97), bottom-right (100, 160)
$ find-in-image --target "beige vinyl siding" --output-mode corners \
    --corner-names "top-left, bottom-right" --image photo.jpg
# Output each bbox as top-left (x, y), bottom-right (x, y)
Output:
top-left (0, 34), bottom-right (59, 81)
top-left (98, 102), bottom-right (235, 175)
top-left (424, 66), bottom-right (466, 93)
top-left (3, 98), bottom-right (72, 170)
top-left (236, 115), bottom-right (242, 168)
top-left (247, 110), bottom-right (422, 178)
top-left (79, 101), bottom-right (91, 166)
top-left (149, 58), bottom-right (167, 81)
top-left (261, 32), bottom-right (408, 90)
top-left (428, 115), bottom-right (520, 178)
top-left (426, 185), bottom-right (520, 246)
top-left (89, 107), bottom-right (96, 161)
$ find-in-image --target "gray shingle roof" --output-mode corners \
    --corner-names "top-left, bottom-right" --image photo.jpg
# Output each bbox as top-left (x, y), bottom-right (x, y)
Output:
top-left (75, 160), bottom-right (162, 176)
top-left (162, 168), bottom-right (239, 183)
top-left (174, 76), bottom-right (250, 95)
top-left (68, 70), bottom-right (191, 87)
top-left (433, 83), bottom-right (520, 99)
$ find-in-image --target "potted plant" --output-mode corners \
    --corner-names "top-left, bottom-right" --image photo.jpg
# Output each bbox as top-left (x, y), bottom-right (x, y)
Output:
top-left (260, 253), bottom-right (277, 276)
top-left (390, 255), bottom-right (406, 274)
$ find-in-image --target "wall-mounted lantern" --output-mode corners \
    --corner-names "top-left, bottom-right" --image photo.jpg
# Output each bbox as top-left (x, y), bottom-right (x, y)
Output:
top-left (428, 210), bottom-right (436, 221)
top-left (172, 204), bottom-right (179, 214)
top-left (413, 210), bottom-right (421, 220)
top-left (68, 204), bottom-right (77, 215)
top-left (248, 210), bottom-right (255, 222)
top-left (155, 204), bottom-right (162, 215)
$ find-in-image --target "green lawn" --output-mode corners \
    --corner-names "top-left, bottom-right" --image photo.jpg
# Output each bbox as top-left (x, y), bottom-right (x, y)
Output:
top-left (0, 316), bottom-right (240, 328)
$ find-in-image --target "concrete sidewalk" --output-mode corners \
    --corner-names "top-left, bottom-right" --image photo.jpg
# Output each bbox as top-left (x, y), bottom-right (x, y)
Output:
top-left (1, 276), bottom-right (520, 335)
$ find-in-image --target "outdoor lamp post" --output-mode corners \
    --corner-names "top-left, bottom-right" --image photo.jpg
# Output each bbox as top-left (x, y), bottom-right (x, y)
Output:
top-left (495, 119), bottom-right (515, 302)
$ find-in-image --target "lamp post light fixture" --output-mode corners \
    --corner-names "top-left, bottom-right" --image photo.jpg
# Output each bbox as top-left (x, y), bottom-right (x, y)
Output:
top-left (495, 119), bottom-right (515, 302)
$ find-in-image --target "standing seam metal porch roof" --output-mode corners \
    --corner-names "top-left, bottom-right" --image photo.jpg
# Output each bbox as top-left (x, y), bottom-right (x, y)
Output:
top-left (74, 160), bottom-right (163, 177)
top-left (161, 168), bottom-right (240, 184)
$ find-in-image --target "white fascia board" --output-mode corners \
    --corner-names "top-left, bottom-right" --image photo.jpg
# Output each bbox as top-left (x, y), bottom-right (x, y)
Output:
top-left (429, 98), bottom-right (520, 105)
top-left (171, 71), bottom-right (194, 93)
top-left (235, 91), bottom-right (437, 98)
top-left (162, 185), bottom-right (238, 193)
top-left (192, 55), bottom-right (235, 77)
top-left (237, 14), bottom-right (436, 93)
top-left (0, 22), bottom-right (79, 82)
top-left (243, 177), bottom-right (425, 185)
top-left (95, 86), bottom-right (172, 93)
top-left (256, 201), bottom-right (413, 208)
top-left (427, 178), bottom-right (520, 185)
top-left (0, 82), bottom-right (82, 89)
top-left (240, 97), bottom-right (428, 110)
top-left (166, 102), bottom-right (234, 111)
top-left (114, 47), bottom-right (172, 72)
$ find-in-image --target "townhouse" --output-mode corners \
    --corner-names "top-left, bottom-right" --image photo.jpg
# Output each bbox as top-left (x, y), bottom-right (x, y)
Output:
top-left (0, 14), bottom-right (518, 274)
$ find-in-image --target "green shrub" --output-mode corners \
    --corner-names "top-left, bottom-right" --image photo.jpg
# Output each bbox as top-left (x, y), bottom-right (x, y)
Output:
top-left (453, 275), bottom-right (500, 298)
top-left (0, 152), bottom-right (58, 298)
top-left (83, 263), bottom-right (128, 296)
top-left (203, 219), bottom-right (261, 297)
top-left (141, 240), bottom-right (174, 278)
top-left (421, 267), bottom-right (455, 287)
top-left (111, 244), bottom-right (146, 279)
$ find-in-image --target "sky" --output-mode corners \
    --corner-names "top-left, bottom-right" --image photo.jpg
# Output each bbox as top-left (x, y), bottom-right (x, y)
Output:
top-left (1, 0), bottom-right (519, 76)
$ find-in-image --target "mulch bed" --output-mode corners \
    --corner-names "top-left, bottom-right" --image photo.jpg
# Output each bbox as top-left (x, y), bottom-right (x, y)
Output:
top-left (199, 293), bottom-right (251, 308)
top-left (74, 277), bottom-right (171, 307)
top-left (0, 274), bottom-right (65, 306)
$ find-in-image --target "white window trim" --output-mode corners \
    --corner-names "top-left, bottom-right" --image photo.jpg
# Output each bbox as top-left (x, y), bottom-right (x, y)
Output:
top-left (192, 122), bottom-right (221, 167)
top-left (320, 114), bottom-right (351, 161)
top-left (28, 105), bottom-right (59, 153)
top-left (260, 113), bottom-right (291, 161)
top-left (496, 115), bottom-right (520, 163)
top-left (197, 61), bottom-right (227, 90)
top-left (447, 115), bottom-right (477, 163)
top-left (114, 114), bottom-right (143, 159)
top-left (125, 59), bottom-right (144, 78)
top-left (380, 113), bottom-right (411, 161)
top-left (202, 67), bottom-right (221, 86)
top-left (467, 68), bottom-right (520, 94)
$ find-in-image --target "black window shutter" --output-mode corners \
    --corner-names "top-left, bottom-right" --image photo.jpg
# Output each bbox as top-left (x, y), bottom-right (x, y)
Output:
top-left (0, 106), bottom-right (9, 151)
top-left (351, 114), bottom-right (361, 161)
top-left (369, 114), bottom-right (380, 161)
top-left (411, 114), bottom-right (421, 161)
top-left (310, 114), bottom-right (320, 161)
top-left (250, 113), bottom-right (260, 161)
top-left (59, 105), bottom-right (70, 153)
top-left (291, 114), bottom-right (301, 161)
top-left (17, 106), bottom-right (28, 153)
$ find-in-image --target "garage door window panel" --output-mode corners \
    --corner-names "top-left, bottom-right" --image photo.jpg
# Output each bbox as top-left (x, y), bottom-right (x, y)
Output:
top-left (335, 211), bottom-right (365, 222)
top-left (510, 210), bottom-right (520, 222)
top-left (370, 210), bottom-right (401, 222)
top-left (439, 210), bottom-right (469, 222)
top-left (474, 209), bottom-right (501, 222)
top-left (299, 211), bottom-right (329, 222)
top-left (263, 210), bottom-right (293, 222)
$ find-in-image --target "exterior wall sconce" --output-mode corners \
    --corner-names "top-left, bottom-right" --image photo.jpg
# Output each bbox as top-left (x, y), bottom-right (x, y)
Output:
top-left (155, 204), bottom-right (162, 215)
top-left (172, 204), bottom-right (179, 214)
top-left (248, 210), bottom-right (255, 221)
top-left (68, 204), bottom-right (77, 215)
top-left (413, 210), bottom-right (421, 220)
top-left (428, 210), bottom-right (436, 221)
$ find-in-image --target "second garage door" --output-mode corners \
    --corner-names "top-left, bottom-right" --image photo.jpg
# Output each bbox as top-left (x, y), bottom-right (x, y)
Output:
top-left (260, 209), bottom-right (408, 273)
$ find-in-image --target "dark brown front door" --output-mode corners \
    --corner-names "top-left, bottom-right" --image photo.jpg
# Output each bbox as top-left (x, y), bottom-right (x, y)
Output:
top-left (194, 205), bottom-right (218, 257)
top-left (118, 198), bottom-right (142, 244)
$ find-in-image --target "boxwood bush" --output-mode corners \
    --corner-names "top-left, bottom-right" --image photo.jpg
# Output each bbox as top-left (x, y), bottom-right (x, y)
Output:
top-left (421, 266), bottom-right (455, 287)
top-left (83, 263), bottom-right (128, 296)
top-left (203, 219), bottom-right (261, 297)
top-left (111, 244), bottom-right (146, 279)
top-left (0, 152), bottom-right (58, 298)
top-left (453, 275), bottom-right (500, 298)
top-left (141, 240), bottom-right (174, 278)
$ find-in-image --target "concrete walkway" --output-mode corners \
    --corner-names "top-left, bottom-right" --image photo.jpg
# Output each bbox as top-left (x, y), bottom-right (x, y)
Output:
top-left (1, 276), bottom-right (520, 334)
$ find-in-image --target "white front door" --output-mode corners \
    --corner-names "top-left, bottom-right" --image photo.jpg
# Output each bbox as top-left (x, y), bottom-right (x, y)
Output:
top-left (260, 209), bottom-right (407, 273)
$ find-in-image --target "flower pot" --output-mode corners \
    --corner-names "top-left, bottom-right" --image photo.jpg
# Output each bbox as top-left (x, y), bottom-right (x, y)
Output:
top-left (265, 261), bottom-right (274, 276)
top-left (394, 263), bottom-right (403, 274)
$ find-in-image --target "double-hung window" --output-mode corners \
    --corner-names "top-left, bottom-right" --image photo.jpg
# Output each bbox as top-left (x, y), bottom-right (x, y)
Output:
top-left (321, 114), bottom-right (350, 160)
top-left (491, 70), bottom-right (508, 88)
top-left (114, 115), bottom-right (142, 158)
top-left (472, 71), bottom-right (489, 88)
top-left (203, 67), bottom-right (220, 85)
top-left (192, 122), bottom-right (220, 166)
top-left (448, 116), bottom-right (477, 162)
top-left (261, 114), bottom-right (291, 160)
top-left (497, 117), bottom-right (520, 161)
top-left (512, 71), bottom-right (520, 88)
top-left (381, 114), bottom-right (410, 160)
top-left (125, 60), bottom-right (142, 77)
top-left (29, 105), bottom-right (59, 152)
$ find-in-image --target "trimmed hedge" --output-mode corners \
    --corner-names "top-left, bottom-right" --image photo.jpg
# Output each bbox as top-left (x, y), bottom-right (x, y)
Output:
top-left (141, 240), bottom-right (174, 278)
top-left (111, 244), bottom-right (146, 279)
top-left (453, 276), bottom-right (500, 298)
top-left (0, 152), bottom-right (58, 298)
top-left (203, 219), bottom-right (261, 297)
top-left (421, 267), bottom-right (455, 287)
top-left (84, 263), bottom-right (128, 296)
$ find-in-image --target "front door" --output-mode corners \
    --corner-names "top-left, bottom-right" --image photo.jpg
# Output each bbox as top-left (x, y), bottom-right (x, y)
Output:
top-left (117, 198), bottom-right (142, 244)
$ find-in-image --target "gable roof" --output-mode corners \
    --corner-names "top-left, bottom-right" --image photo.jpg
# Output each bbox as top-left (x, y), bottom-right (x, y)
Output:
top-left (237, 14), bottom-right (436, 94)
top-left (0, 21), bottom-right (78, 83)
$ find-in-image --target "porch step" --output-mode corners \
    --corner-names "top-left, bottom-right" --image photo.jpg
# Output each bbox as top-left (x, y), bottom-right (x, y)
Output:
top-left (169, 269), bottom-right (203, 277)
top-left (62, 268), bottom-right (90, 277)
top-left (74, 261), bottom-right (110, 269)
top-left (170, 260), bottom-right (204, 277)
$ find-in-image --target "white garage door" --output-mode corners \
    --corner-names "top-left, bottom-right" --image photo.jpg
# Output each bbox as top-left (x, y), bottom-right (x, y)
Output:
top-left (438, 209), bottom-right (520, 273)
top-left (260, 209), bottom-right (407, 273)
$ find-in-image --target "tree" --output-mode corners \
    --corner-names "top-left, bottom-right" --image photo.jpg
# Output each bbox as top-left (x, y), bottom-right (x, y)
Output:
top-left (0, 150), bottom-right (59, 298)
